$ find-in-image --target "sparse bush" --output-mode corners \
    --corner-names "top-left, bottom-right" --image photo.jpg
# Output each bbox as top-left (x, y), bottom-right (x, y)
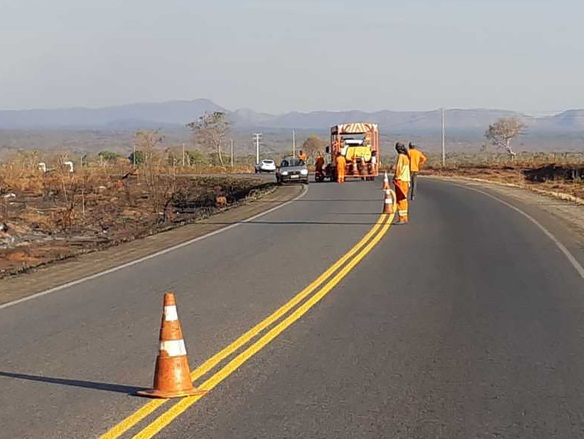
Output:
top-left (128, 150), bottom-right (146, 166)
top-left (98, 151), bottom-right (121, 162)
top-left (187, 149), bottom-right (209, 166)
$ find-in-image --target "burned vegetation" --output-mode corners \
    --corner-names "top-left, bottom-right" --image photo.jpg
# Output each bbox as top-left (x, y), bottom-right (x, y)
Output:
top-left (0, 156), bottom-right (271, 278)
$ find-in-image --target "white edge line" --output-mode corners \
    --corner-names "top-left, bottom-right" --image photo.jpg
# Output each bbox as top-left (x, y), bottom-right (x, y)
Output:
top-left (450, 182), bottom-right (584, 281)
top-left (0, 185), bottom-right (309, 311)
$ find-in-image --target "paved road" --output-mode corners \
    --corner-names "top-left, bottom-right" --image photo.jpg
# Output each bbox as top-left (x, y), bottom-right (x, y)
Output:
top-left (1, 178), bottom-right (583, 438)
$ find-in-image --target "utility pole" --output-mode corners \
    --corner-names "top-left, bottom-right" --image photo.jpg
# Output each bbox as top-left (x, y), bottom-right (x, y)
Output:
top-left (181, 143), bottom-right (185, 167)
top-left (253, 133), bottom-right (262, 164)
top-left (292, 130), bottom-right (296, 157)
top-left (441, 108), bottom-right (446, 167)
top-left (230, 138), bottom-right (234, 168)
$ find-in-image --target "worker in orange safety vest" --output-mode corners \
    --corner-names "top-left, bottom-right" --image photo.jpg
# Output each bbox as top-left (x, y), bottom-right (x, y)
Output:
top-left (336, 152), bottom-right (346, 183)
top-left (393, 142), bottom-right (411, 224)
top-left (408, 142), bottom-right (427, 200)
top-left (297, 150), bottom-right (307, 162)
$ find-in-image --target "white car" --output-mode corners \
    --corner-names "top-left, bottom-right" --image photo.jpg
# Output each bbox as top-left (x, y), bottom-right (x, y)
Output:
top-left (255, 159), bottom-right (276, 173)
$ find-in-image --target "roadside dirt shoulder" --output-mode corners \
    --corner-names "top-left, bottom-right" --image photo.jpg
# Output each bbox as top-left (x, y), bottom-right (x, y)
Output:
top-left (0, 184), bottom-right (303, 306)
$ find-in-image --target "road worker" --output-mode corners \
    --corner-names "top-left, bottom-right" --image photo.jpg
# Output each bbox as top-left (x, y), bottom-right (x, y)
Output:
top-left (315, 151), bottom-right (325, 173)
top-left (315, 151), bottom-right (325, 181)
top-left (408, 142), bottom-right (427, 200)
top-left (336, 152), bottom-right (346, 183)
top-left (393, 142), bottom-right (411, 224)
top-left (297, 150), bottom-right (307, 162)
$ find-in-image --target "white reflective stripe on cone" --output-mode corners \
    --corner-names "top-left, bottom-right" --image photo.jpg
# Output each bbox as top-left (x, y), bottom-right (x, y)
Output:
top-left (160, 339), bottom-right (187, 357)
top-left (384, 198), bottom-right (393, 204)
top-left (163, 305), bottom-right (179, 321)
top-left (398, 210), bottom-right (408, 216)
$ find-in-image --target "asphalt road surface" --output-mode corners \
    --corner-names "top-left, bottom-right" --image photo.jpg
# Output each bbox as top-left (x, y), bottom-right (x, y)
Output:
top-left (1, 178), bottom-right (583, 439)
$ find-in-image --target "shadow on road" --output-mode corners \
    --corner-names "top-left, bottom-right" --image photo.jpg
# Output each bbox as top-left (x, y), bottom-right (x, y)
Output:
top-left (202, 220), bottom-right (381, 226)
top-left (328, 212), bottom-right (381, 216)
top-left (0, 371), bottom-right (144, 395)
top-left (295, 199), bottom-right (382, 202)
top-left (243, 199), bottom-right (382, 203)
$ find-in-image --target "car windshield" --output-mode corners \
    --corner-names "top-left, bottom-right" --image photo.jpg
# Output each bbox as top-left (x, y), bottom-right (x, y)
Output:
top-left (281, 158), bottom-right (305, 167)
top-left (262, 160), bottom-right (274, 164)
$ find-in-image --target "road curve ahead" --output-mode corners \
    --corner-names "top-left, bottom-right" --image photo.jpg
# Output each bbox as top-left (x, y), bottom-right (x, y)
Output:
top-left (1, 178), bottom-right (584, 439)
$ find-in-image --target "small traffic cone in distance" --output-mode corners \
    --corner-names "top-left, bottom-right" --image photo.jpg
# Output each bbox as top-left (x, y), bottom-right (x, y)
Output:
top-left (383, 188), bottom-right (395, 214)
top-left (381, 171), bottom-right (390, 190)
top-left (137, 292), bottom-right (207, 399)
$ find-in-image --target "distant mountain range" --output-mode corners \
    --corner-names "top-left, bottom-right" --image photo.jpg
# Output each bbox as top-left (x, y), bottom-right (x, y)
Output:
top-left (1, 98), bottom-right (584, 133)
top-left (0, 99), bottom-right (223, 130)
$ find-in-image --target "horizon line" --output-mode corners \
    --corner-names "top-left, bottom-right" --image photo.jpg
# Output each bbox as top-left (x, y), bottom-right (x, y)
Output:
top-left (0, 99), bottom-right (582, 119)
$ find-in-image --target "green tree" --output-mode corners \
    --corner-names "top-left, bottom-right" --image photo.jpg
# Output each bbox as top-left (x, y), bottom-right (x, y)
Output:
top-left (128, 150), bottom-right (146, 165)
top-left (186, 112), bottom-right (230, 167)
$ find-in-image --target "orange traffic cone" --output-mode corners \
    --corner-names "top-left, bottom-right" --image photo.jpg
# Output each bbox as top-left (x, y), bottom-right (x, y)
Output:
top-left (137, 292), bottom-right (207, 399)
top-left (383, 188), bottom-right (396, 214)
top-left (381, 171), bottom-right (390, 190)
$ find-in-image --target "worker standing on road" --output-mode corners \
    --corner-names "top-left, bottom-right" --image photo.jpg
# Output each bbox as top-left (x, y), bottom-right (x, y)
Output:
top-left (298, 150), bottom-right (307, 162)
top-left (336, 152), bottom-right (346, 183)
top-left (393, 142), bottom-right (411, 224)
top-left (408, 142), bottom-right (427, 200)
top-left (315, 151), bottom-right (325, 173)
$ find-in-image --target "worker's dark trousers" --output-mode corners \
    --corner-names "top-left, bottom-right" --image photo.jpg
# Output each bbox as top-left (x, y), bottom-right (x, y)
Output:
top-left (410, 172), bottom-right (418, 200)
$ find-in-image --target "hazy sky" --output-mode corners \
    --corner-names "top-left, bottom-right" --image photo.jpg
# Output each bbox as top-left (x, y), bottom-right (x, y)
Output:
top-left (1, 0), bottom-right (582, 114)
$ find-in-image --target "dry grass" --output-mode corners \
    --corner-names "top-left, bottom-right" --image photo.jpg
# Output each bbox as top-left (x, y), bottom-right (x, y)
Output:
top-left (377, 152), bottom-right (584, 200)
top-left (0, 153), bottom-right (269, 277)
top-left (423, 153), bottom-right (584, 201)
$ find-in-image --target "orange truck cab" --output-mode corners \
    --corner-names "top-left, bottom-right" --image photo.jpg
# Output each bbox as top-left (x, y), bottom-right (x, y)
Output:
top-left (323, 123), bottom-right (380, 182)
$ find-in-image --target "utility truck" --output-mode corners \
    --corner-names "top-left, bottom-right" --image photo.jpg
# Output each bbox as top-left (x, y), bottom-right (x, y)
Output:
top-left (320, 122), bottom-right (380, 182)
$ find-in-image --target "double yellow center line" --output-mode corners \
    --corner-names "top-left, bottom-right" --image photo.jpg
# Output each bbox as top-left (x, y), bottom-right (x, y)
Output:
top-left (100, 211), bottom-right (394, 439)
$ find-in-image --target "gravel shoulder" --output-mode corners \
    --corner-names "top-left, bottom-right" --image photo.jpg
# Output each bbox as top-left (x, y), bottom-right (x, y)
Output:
top-left (0, 184), bottom-right (303, 306)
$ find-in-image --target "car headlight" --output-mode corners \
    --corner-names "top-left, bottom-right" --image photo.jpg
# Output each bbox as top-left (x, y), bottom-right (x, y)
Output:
top-left (281, 171), bottom-right (288, 175)
top-left (300, 169), bottom-right (308, 175)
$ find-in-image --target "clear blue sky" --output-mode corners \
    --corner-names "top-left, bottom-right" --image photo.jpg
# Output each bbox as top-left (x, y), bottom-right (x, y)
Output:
top-left (1, 0), bottom-right (582, 114)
